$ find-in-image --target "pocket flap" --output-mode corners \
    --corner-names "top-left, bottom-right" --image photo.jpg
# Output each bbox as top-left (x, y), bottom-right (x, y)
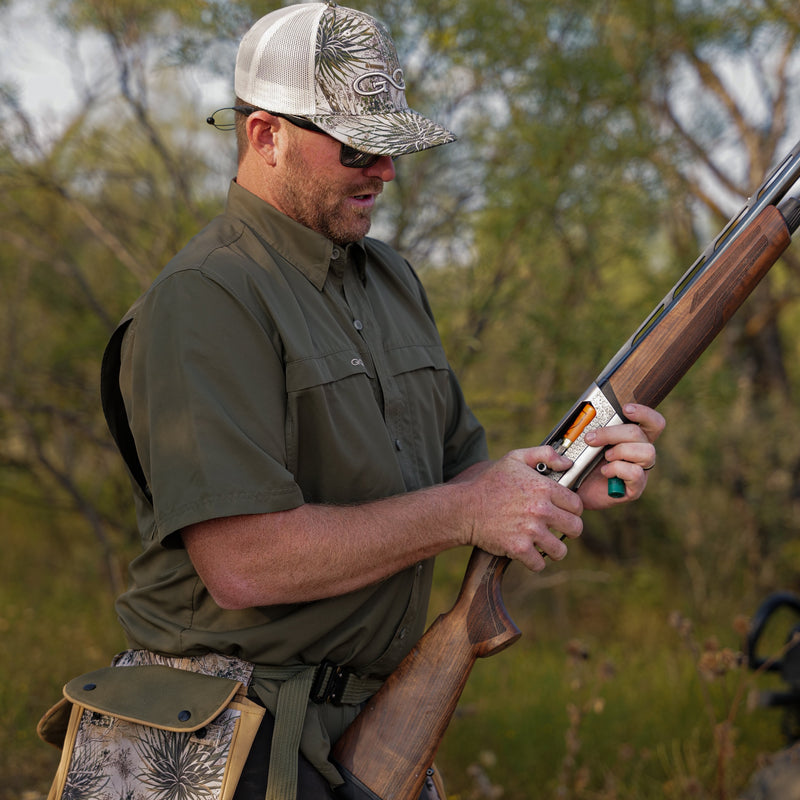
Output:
top-left (63, 665), bottom-right (242, 732)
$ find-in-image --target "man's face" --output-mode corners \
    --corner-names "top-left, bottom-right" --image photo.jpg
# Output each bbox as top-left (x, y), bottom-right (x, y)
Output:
top-left (274, 125), bottom-right (396, 246)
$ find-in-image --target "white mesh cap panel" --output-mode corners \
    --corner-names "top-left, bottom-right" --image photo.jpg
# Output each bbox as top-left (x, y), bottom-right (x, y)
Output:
top-left (234, 4), bottom-right (325, 113)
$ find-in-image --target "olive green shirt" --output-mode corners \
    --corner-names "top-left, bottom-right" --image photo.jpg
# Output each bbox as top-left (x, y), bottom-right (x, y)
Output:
top-left (104, 180), bottom-right (487, 676)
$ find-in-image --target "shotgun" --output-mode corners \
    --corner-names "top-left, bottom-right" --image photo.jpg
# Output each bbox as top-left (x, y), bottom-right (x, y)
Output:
top-left (332, 139), bottom-right (800, 800)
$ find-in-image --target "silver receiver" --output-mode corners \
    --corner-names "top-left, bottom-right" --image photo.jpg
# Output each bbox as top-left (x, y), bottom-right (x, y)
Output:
top-left (539, 383), bottom-right (624, 489)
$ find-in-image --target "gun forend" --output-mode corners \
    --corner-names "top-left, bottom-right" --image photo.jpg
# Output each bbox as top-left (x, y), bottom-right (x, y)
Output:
top-left (538, 195), bottom-right (800, 492)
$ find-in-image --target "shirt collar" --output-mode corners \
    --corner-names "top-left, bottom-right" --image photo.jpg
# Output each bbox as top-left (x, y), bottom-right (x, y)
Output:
top-left (226, 180), bottom-right (367, 291)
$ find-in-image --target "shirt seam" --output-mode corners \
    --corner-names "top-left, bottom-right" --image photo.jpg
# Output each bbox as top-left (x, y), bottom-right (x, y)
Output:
top-left (156, 486), bottom-right (302, 536)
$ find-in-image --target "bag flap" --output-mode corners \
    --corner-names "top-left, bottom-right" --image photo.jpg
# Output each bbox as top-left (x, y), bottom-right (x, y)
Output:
top-left (37, 697), bottom-right (74, 748)
top-left (63, 665), bottom-right (242, 732)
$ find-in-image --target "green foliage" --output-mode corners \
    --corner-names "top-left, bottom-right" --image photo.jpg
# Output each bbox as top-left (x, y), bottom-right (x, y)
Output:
top-left (430, 551), bottom-right (789, 800)
top-left (0, 498), bottom-right (128, 800)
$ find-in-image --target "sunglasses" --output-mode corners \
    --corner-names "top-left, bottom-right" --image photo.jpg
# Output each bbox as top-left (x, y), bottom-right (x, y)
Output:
top-left (208, 105), bottom-right (390, 169)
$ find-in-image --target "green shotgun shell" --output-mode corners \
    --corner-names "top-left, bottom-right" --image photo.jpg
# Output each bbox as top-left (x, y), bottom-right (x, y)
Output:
top-left (608, 477), bottom-right (625, 498)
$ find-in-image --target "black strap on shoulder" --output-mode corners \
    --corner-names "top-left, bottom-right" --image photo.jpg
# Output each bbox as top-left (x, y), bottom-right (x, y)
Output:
top-left (100, 319), bottom-right (152, 505)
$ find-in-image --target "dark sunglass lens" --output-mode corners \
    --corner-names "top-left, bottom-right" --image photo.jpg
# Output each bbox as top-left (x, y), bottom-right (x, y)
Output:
top-left (340, 145), bottom-right (381, 169)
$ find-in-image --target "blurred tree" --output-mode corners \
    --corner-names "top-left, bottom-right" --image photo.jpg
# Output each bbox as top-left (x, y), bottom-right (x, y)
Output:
top-left (0, 0), bottom-right (230, 592)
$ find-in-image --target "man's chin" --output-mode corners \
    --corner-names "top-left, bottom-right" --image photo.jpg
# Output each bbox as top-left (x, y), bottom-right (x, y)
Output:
top-left (327, 211), bottom-right (373, 246)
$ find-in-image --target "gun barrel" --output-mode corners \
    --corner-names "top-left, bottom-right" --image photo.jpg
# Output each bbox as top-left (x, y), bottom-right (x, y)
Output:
top-left (603, 204), bottom-right (792, 409)
top-left (596, 140), bottom-right (800, 390)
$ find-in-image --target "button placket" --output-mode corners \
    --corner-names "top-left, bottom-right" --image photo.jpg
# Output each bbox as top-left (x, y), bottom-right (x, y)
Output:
top-left (341, 265), bottom-right (415, 487)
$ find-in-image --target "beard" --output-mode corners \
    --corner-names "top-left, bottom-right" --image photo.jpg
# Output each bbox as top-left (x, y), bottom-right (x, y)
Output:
top-left (277, 142), bottom-right (383, 246)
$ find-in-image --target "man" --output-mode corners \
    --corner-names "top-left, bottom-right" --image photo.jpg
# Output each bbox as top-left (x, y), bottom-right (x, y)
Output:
top-left (100, 3), bottom-right (664, 799)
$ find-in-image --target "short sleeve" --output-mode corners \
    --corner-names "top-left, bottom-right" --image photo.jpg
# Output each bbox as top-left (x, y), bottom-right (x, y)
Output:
top-left (120, 269), bottom-right (304, 541)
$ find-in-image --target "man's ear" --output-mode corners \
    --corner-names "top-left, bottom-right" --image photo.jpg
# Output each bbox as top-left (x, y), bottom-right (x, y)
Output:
top-left (246, 111), bottom-right (281, 166)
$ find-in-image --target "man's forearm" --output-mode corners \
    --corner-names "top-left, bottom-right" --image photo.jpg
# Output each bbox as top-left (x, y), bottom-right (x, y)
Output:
top-left (181, 441), bottom-right (626, 610)
top-left (182, 478), bottom-right (480, 609)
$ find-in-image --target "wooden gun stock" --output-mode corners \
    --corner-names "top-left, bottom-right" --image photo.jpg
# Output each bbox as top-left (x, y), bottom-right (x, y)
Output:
top-left (333, 549), bottom-right (519, 799)
top-left (333, 143), bottom-right (800, 800)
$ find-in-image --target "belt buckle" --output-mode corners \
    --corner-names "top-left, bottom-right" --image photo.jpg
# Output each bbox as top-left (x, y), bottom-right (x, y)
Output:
top-left (310, 660), bottom-right (349, 705)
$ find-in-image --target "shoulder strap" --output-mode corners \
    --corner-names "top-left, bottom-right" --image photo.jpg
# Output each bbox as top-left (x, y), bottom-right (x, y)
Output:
top-left (100, 319), bottom-right (152, 505)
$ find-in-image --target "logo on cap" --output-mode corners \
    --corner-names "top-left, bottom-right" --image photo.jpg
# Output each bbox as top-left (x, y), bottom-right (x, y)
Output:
top-left (353, 69), bottom-right (406, 98)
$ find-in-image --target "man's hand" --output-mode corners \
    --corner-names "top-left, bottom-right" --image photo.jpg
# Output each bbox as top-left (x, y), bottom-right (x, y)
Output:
top-left (456, 403), bottom-right (664, 572)
top-left (456, 446), bottom-right (584, 572)
top-left (577, 403), bottom-right (665, 509)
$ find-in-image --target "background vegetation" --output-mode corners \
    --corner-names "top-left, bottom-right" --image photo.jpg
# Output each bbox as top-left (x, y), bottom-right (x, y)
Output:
top-left (3, 0), bottom-right (800, 797)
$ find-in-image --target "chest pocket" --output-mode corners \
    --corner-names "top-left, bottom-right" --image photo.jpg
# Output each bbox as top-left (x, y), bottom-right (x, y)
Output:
top-left (382, 344), bottom-right (452, 491)
top-left (283, 350), bottom-right (393, 503)
top-left (285, 348), bottom-right (373, 393)
top-left (384, 343), bottom-right (449, 376)
top-left (282, 343), bottom-right (451, 503)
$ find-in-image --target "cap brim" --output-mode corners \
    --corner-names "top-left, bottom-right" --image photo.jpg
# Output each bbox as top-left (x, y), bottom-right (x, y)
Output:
top-left (307, 110), bottom-right (456, 157)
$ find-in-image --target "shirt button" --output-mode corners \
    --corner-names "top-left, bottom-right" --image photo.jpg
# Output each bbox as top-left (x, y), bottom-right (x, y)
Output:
top-left (332, 247), bottom-right (341, 259)
top-left (394, 439), bottom-right (402, 451)
top-left (398, 627), bottom-right (407, 640)
top-left (353, 319), bottom-right (363, 331)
